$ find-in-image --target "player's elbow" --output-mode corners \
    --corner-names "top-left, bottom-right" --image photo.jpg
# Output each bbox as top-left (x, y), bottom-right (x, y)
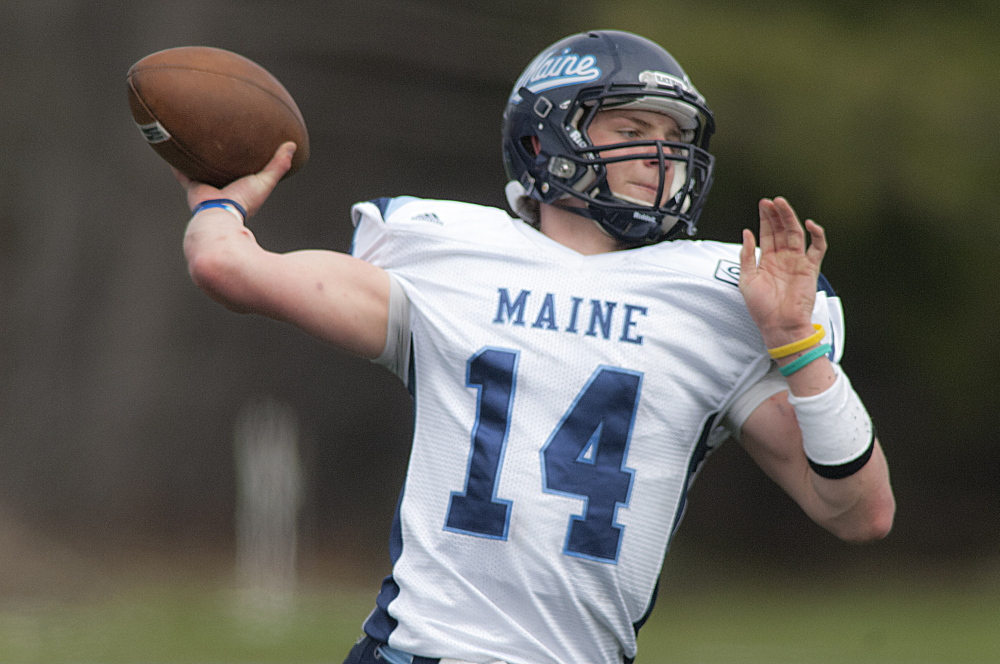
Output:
top-left (863, 492), bottom-right (896, 542)
top-left (833, 491), bottom-right (896, 544)
top-left (186, 242), bottom-right (258, 313)
top-left (839, 513), bottom-right (894, 544)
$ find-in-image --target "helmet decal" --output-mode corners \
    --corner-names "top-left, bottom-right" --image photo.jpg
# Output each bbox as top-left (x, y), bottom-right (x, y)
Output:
top-left (510, 48), bottom-right (603, 103)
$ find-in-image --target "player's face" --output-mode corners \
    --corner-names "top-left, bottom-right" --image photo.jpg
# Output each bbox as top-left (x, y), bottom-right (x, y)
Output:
top-left (586, 109), bottom-right (682, 207)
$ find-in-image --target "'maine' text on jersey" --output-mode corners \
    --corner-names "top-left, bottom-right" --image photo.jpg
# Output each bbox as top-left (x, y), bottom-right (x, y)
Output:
top-left (493, 287), bottom-right (647, 345)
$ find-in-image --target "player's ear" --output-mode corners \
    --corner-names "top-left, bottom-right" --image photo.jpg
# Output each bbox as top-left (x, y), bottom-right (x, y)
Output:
top-left (530, 136), bottom-right (540, 155)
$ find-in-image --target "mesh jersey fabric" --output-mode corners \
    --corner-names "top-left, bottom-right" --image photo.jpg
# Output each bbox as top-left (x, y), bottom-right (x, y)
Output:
top-left (350, 196), bottom-right (845, 664)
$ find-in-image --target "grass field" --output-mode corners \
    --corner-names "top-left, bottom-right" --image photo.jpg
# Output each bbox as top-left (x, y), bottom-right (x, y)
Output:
top-left (0, 568), bottom-right (997, 664)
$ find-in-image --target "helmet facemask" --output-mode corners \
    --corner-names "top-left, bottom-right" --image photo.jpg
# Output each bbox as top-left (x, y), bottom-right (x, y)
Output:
top-left (533, 95), bottom-right (713, 244)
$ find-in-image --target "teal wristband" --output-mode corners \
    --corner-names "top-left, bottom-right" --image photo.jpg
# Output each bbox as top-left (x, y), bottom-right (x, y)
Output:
top-left (779, 343), bottom-right (832, 377)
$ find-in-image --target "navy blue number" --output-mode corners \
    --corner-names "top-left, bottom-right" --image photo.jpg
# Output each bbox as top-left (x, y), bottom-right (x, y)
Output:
top-left (445, 348), bottom-right (518, 539)
top-left (541, 367), bottom-right (640, 562)
top-left (447, 349), bottom-right (641, 563)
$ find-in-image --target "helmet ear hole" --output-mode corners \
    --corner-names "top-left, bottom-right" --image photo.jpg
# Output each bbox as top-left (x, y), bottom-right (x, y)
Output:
top-left (522, 135), bottom-right (538, 156)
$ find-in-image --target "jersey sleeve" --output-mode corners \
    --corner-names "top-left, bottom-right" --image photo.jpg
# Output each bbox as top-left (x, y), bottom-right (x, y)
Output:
top-left (372, 272), bottom-right (412, 384)
top-left (815, 273), bottom-right (845, 362)
top-left (349, 196), bottom-right (422, 266)
top-left (349, 198), bottom-right (418, 382)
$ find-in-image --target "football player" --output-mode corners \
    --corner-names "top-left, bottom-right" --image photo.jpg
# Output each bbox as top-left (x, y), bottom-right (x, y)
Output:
top-left (177, 30), bottom-right (894, 664)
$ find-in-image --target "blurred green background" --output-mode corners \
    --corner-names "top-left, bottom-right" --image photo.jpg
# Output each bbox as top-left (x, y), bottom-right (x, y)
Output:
top-left (0, 0), bottom-right (998, 661)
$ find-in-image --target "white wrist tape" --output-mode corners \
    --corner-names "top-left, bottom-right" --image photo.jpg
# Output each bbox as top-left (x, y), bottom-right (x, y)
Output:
top-left (787, 364), bottom-right (875, 479)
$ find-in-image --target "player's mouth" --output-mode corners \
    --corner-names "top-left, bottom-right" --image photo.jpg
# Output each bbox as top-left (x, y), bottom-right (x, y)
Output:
top-left (614, 181), bottom-right (663, 206)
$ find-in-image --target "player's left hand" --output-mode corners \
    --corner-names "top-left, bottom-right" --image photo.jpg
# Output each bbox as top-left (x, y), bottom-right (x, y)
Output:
top-left (739, 196), bottom-right (827, 348)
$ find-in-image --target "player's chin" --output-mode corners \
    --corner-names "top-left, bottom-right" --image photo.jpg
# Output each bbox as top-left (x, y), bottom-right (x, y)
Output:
top-left (612, 188), bottom-right (659, 207)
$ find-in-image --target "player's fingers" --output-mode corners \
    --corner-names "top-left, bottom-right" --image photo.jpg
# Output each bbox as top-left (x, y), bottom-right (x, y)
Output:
top-left (757, 198), bottom-right (778, 253)
top-left (172, 167), bottom-right (228, 211)
top-left (172, 167), bottom-right (192, 187)
top-left (739, 228), bottom-right (758, 281)
top-left (771, 196), bottom-right (806, 253)
top-left (172, 167), bottom-right (210, 196)
top-left (804, 218), bottom-right (828, 264)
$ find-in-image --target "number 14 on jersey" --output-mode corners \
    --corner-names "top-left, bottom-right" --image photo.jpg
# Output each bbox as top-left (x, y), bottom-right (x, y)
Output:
top-left (444, 347), bottom-right (642, 563)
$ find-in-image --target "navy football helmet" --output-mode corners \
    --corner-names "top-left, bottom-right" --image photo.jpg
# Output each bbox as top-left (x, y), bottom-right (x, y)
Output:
top-left (502, 30), bottom-right (715, 244)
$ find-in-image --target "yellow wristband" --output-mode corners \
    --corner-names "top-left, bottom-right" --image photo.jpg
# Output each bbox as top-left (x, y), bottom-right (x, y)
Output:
top-left (767, 324), bottom-right (825, 359)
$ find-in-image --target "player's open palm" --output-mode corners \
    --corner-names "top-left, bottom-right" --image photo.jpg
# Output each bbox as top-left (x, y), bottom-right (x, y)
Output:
top-left (175, 141), bottom-right (297, 218)
top-left (739, 197), bottom-right (827, 347)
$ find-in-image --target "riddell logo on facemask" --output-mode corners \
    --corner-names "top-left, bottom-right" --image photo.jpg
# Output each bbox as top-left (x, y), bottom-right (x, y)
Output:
top-left (633, 211), bottom-right (656, 223)
top-left (568, 128), bottom-right (588, 148)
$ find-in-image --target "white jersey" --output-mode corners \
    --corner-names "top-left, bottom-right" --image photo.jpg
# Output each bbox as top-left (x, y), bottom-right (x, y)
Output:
top-left (350, 197), bottom-right (845, 664)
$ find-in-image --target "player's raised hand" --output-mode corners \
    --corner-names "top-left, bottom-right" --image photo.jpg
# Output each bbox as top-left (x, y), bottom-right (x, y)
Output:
top-left (174, 141), bottom-right (297, 219)
top-left (739, 196), bottom-right (827, 347)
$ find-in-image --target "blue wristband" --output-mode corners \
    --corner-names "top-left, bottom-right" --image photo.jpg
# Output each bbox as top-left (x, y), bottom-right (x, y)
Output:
top-left (779, 343), bottom-right (832, 377)
top-left (191, 198), bottom-right (247, 223)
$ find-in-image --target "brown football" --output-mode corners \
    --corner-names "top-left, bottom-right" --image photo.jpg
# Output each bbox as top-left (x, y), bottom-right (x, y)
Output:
top-left (126, 46), bottom-right (309, 188)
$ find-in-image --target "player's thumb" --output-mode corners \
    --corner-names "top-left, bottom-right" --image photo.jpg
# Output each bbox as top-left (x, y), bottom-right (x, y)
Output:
top-left (256, 141), bottom-right (296, 190)
top-left (226, 142), bottom-right (296, 215)
top-left (264, 141), bottom-right (297, 179)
